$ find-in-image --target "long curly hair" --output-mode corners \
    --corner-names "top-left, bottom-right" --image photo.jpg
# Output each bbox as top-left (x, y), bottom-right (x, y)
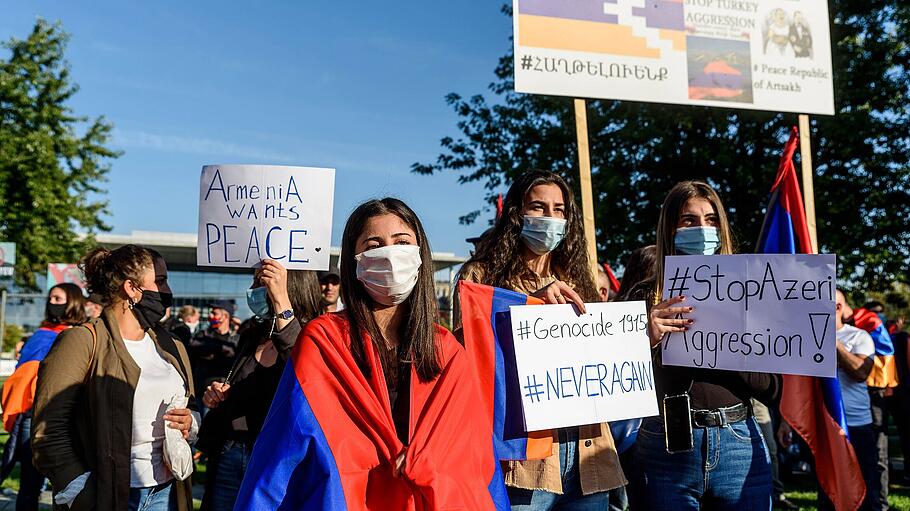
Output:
top-left (466, 170), bottom-right (598, 301)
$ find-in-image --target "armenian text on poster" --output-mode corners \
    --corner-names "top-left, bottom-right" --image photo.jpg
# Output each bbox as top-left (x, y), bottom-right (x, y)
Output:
top-left (513, 0), bottom-right (834, 115)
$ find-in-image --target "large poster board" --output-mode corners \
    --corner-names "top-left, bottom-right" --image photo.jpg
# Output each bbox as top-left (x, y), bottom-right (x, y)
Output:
top-left (513, 0), bottom-right (835, 115)
top-left (660, 254), bottom-right (837, 377)
top-left (197, 165), bottom-right (335, 270)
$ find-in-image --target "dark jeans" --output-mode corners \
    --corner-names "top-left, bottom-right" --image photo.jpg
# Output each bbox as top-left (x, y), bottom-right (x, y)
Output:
top-left (818, 424), bottom-right (880, 511)
top-left (870, 389), bottom-right (897, 510)
top-left (205, 442), bottom-right (251, 511)
top-left (506, 428), bottom-right (610, 511)
top-left (633, 416), bottom-right (772, 510)
top-left (16, 417), bottom-right (45, 511)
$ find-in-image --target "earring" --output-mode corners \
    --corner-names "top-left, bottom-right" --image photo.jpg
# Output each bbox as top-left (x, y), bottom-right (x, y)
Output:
top-left (128, 299), bottom-right (135, 310)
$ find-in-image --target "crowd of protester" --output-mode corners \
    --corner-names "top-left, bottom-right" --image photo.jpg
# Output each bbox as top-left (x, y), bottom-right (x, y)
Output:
top-left (0, 170), bottom-right (908, 510)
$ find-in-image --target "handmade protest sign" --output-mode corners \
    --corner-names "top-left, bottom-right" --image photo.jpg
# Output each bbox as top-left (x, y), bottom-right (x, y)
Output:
top-left (0, 243), bottom-right (15, 277)
top-left (661, 254), bottom-right (836, 377)
top-left (513, 0), bottom-right (835, 115)
top-left (510, 301), bottom-right (658, 431)
top-left (197, 165), bottom-right (335, 270)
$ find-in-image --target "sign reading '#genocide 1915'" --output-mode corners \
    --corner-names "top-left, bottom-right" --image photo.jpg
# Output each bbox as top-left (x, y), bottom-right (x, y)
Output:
top-left (513, 0), bottom-right (835, 115)
top-left (197, 165), bottom-right (335, 271)
top-left (661, 254), bottom-right (837, 378)
top-left (510, 301), bottom-right (659, 431)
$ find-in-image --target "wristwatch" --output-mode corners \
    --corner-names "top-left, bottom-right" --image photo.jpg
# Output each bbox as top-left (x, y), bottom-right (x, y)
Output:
top-left (277, 309), bottom-right (294, 320)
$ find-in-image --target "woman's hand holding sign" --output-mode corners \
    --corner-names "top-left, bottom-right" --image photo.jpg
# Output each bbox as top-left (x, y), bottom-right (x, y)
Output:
top-left (532, 280), bottom-right (586, 314)
top-left (648, 295), bottom-right (694, 347)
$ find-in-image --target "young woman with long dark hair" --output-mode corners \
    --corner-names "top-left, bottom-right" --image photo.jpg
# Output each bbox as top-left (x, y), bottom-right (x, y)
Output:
top-left (635, 181), bottom-right (780, 509)
top-left (32, 245), bottom-right (197, 511)
top-left (198, 260), bottom-right (325, 511)
top-left (235, 198), bottom-right (502, 509)
top-left (459, 169), bottom-right (626, 510)
top-left (1, 283), bottom-right (86, 511)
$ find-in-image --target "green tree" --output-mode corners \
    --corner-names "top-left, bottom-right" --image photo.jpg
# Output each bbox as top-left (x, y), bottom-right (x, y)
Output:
top-left (0, 20), bottom-right (117, 289)
top-left (414, 2), bottom-right (910, 292)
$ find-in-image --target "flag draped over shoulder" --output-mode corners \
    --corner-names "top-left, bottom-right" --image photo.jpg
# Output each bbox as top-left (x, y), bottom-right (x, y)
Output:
top-left (757, 127), bottom-right (865, 511)
top-left (853, 308), bottom-right (898, 389)
top-left (234, 313), bottom-right (508, 511)
top-left (1, 325), bottom-right (66, 432)
top-left (458, 281), bottom-right (553, 461)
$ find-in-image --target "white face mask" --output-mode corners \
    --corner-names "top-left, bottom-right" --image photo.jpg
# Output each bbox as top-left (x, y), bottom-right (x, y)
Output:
top-left (355, 245), bottom-right (422, 306)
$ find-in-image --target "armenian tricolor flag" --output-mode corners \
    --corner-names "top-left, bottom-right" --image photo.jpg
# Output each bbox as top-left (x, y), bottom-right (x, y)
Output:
top-left (757, 127), bottom-right (865, 511)
top-left (234, 314), bottom-right (507, 510)
top-left (458, 281), bottom-right (553, 461)
top-left (852, 308), bottom-right (898, 389)
top-left (1, 325), bottom-right (67, 432)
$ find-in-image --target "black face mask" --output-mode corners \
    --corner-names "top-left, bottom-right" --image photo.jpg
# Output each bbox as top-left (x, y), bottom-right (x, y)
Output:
top-left (46, 302), bottom-right (67, 323)
top-left (132, 290), bottom-right (174, 330)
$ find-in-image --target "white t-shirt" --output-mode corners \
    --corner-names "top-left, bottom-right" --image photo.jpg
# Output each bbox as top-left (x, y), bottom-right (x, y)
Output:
top-left (123, 333), bottom-right (187, 488)
top-left (836, 325), bottom-right (875, 427)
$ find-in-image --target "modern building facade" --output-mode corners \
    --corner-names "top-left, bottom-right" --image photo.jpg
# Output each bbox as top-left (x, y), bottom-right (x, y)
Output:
top-left (4, 230), bottom-right (466, 332)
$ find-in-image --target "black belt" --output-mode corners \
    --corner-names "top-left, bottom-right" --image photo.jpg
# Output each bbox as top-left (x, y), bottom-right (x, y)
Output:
top-left (691, 403), bottom-right (749, 428)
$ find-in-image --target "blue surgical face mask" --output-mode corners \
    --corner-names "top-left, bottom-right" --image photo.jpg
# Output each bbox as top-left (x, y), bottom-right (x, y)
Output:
top-left (520, 216), bottom-right (567, 255)
top-left (246, 286), bottom-right (271, 318)
top-left (674, 226), bottom-right (720, 255)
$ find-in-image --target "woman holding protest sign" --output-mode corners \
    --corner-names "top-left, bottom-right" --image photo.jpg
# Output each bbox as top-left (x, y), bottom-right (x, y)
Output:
top-left (197, 259), bottom-right (324, 511)
top-left (635, 180), bottom-right (780, 509)
top-left (32, 245), bottom-right (198, 511)
top-left (459, 169), bottom-right (626, 510)
top-left (234, 198), bottom-right (505, 509)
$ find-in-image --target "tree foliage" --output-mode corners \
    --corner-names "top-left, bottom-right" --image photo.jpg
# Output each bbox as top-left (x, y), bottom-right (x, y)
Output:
top-left (0, 20), bottom-right (118, 289)
top-left (414, 2), bottom-right (910, 292)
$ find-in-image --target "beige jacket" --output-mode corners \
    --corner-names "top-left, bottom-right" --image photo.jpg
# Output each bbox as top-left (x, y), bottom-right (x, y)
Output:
top-left (32, 309), bottom-right (195, 511)
top-left (458, 262), bottom-right (627, 495)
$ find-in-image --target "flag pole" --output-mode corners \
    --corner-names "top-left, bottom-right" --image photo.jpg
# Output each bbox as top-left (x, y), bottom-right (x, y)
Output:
top-left (574, 99), bottom-right (599, 280)
top-left (798, 114), bottom-right (819, 253)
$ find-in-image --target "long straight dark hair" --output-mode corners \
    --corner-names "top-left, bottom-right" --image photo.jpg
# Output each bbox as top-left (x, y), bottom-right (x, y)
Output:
top-left (339, 198), bottom-right (441, 382)
top-left (467, 169), bottom-right (599, 301)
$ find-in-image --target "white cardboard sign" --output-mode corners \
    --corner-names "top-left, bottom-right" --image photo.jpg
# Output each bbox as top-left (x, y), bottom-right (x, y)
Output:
top-left (510, 301), bottom-right (659, 431)
top-left (197, 165), bottom-right (335, 270)
top-left (513, 0), bottom-right (835, 115)
top-left (661, 254), bottom-right (836, 377)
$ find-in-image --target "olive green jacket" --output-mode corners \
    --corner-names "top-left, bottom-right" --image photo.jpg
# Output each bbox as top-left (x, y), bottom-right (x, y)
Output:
top-left (32, 309), bottom-right (195, 511)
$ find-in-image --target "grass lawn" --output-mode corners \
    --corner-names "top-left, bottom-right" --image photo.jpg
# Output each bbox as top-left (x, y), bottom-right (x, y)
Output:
top-left (782, 474), bottom-right (910, 510)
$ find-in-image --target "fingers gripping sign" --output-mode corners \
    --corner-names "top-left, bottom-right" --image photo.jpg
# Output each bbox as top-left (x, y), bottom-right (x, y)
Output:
top-left (648, 295), bottom-right (695, 347)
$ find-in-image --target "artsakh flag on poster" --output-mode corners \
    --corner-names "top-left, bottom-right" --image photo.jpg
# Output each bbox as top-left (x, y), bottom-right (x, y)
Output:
top-left (513, 0), bottom-right (835, 115)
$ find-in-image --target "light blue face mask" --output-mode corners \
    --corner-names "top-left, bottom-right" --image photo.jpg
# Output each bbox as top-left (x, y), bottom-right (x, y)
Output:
top-left (520, 216), bottom-right (567, 255)
top-left (246, 286), bottom-right (271, 318)
top-left (674, 226), bottom-right (720, 255)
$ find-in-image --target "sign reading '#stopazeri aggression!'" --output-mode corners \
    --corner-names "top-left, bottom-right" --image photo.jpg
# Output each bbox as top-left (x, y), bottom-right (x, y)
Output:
top-left (661, 254), bottom-right (837, 378)
top-left (513, 0), bottom-right (835, 115)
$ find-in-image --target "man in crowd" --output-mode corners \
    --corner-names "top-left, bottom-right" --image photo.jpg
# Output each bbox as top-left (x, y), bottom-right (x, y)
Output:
top-left (826, 290), bottom-right (880, 510)
top-left (170, 304), bottom-right (200, 345)
top-left (319, 269), bottom-right (343, 313)
top-left (189, 300), bottom-right (239, 408)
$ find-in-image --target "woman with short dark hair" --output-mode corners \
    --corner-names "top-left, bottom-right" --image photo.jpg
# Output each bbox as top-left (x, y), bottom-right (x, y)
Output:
top-left (1, 283), bottom-right (86, 511)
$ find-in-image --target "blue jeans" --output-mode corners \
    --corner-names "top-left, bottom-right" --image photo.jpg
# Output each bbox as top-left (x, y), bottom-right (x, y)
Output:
top-left (506, 428), bottom-right (610, 511)
top-left (633, 416), bottom-right (771, 510)
top-left (128, 481), bottom-right (176, 511)
top-left (206, 442), bottom-right (251, 511)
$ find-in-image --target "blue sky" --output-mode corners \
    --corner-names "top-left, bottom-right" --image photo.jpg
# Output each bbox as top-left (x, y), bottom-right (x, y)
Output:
top-left (2, 1), bottom-right (512, 257)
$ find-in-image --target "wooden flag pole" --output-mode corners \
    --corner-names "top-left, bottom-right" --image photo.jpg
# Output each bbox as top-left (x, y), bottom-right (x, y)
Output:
top-left (798, 114), bottom-right (819, 253)
top-left (573, 99), bottom-right (600, 279)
